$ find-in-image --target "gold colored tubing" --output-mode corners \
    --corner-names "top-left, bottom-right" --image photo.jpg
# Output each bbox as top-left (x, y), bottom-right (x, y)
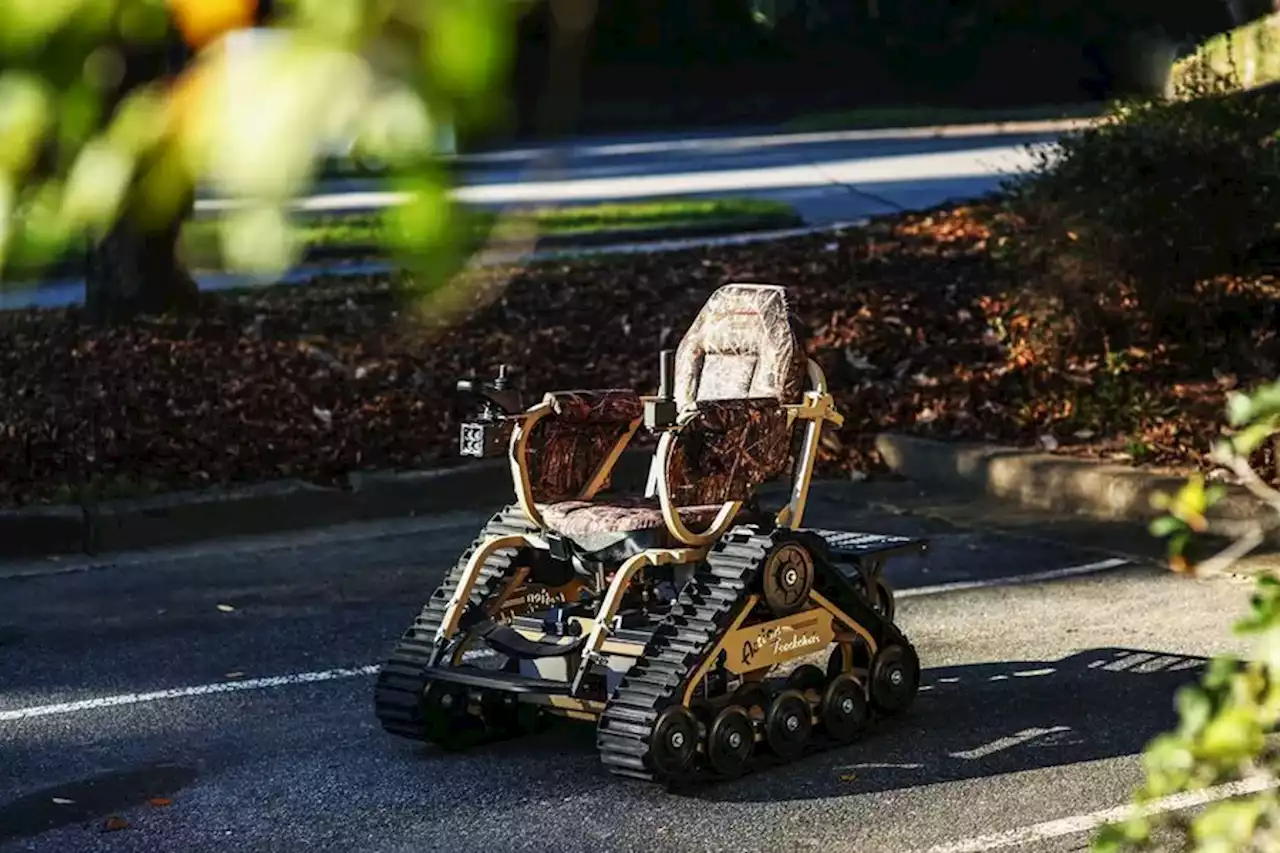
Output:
top-left (655, 425), bottom-right (742, 547)
top-left (508, 402), bottom-right (553, 529)
top-left (436, 534), bottom-right (543, 641)
top-left (579, 414), bottom-right (643, 501)
top-left (680, 594), bottom-right (760, 707)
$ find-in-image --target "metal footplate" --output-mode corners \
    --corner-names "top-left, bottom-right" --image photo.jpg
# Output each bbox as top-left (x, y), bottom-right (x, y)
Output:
top-left (420, 665), bottom-right (573, 695)
top-left (800, 529), bottom-right (927, 562)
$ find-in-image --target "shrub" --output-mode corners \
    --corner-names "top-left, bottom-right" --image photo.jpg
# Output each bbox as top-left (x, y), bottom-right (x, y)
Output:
top-left (995, 62), bottom-right (1280, 362)
top-left (1094, 380), bottom-right (1280, 852)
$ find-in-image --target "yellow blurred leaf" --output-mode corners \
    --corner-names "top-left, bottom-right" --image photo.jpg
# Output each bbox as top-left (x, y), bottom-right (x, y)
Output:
top-left (0, 72), bottom-right (52, 175)
top-left (167, 0), bottom-right (258, 50)
top-left (61, 139), bottom-right (133, 229)
top-left (219, 204), bottom-right (298, 274)
top-left (424, 0), bottom-right (507, 98)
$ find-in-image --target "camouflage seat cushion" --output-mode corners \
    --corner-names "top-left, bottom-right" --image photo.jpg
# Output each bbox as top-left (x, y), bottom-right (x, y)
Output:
top-left (540, 496), bottom-right (723, 539)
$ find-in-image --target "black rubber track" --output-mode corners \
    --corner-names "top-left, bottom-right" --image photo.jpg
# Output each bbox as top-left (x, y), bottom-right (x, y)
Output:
top-left (373, 504), bottom-right (538, 741)
top-left (595, 525), bottom-right (919, 788)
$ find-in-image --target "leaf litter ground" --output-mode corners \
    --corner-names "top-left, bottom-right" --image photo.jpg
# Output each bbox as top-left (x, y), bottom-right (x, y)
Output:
top-left (0, 199), bottom-right (1267, 507)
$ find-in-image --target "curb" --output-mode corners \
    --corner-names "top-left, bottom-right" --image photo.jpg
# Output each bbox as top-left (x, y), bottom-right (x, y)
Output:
top-left (874, 433), bottom-right (1268, 526)
top-left (0, 449), bottom-right (655, 562)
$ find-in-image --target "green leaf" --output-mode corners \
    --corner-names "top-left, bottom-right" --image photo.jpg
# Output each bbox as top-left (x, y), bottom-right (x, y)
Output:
top-left (1091, 815), bottom-right (1151, 852)
top-left (0, 72), bottom-right (53, 175)
top-left (1141, 732), bottom-right (1195, 797)
top-left (0, 0), bottom-right (82, 55)
top-left (1231, 421), bottom-right (1278, 456)
top-left (1198, 707), bottom-right (1264, 763)
top-left (424, 0), bottom-right (508, 99)
top-left (1229, 381), bottom-right (1280, 427)
top-left (1176, 686), bottom-right (1214, 739)
top-left (1190, 798), bottom-right (1264, 849)
top-left (386, 175), bottom-right (451, 252)
top-left (1149, 515), bottom-right (1185, 538)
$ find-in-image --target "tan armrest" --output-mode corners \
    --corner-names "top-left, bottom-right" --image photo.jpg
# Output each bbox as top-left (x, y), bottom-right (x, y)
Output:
top-left (507, 389), bottom-right (645, 528)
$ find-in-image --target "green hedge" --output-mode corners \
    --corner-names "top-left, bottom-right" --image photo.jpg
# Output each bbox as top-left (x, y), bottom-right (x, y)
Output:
top-left (1171, 13), bottom-right (1280, 96)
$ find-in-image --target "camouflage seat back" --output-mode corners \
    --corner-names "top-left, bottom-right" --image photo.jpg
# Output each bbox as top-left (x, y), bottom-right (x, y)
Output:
top-left (665, 284), bottom-right (809, 507)
top-left (672, 283), bottom-right (808, 408)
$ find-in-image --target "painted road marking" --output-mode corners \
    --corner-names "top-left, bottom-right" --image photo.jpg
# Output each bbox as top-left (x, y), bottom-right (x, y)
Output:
top-left (916, 774), bottom-right (1280, 853)
top-left (0, 651), bottom-right (503, 724)
top-left (949, 726), bottom-right (1072, 760)
top-left (0, 665), bottom-right (381, 723)
top-left (898, 558), bottom-right (1131, 599)
top-left (0, 561), bottom-right (1125, 724)
top-left (195, 144), bottom-right (1048, 212)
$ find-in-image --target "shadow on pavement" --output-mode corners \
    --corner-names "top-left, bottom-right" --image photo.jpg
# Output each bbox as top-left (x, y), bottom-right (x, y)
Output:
top-left (0, 764), bottom-right (197, 843)
top-left (691, 647), bottom-right (1202, 803)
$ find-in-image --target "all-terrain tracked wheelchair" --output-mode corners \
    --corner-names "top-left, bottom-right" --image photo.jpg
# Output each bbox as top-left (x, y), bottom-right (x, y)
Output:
top-left (373, 282), bottom-right (926, 785)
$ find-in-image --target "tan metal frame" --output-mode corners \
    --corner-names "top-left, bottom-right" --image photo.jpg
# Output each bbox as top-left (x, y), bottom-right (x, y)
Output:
top-left (775, 359), bottom-right (844, 530)
top-left (443, 348), bottom-right (851, 709)
top-left (654, 416), bottom-right (744, 546)
top-left (678, 587), bottom-right (877, 707)
top-left (507, 394), bottom-right (644, 530)
top-left (647, 357), bottom-right (844, 544)
top-left (436, 533), bottom-right (547, 642)
top-left (577, 546), bottom-right (706, 663)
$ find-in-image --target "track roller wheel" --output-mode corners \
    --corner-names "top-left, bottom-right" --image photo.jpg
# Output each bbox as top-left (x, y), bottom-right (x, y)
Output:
top-left (869, 643), bottom-right (920, 714)
top-left (765, 689), bottom-right (812, 760)
top-left (649, 705), bottom-right (700, 778)
top-left (870, 578), bottom-right (895, 622)
top-left (761, 541), bottom-right (815, 617)
top-left (827, 641), bottom-right (872, 681)
top-left (706, 705), bottom-right (755, 777)
top-left (821, 674), bottom-right (869, 743)
top-left (788, 663), bottom-right (827, 700)
top-left (480, 689), bottom-right (543, 738)
top-left (732, 683), bottom-right (770, 725)
top-left (421, 681), bottom-right (473, 746)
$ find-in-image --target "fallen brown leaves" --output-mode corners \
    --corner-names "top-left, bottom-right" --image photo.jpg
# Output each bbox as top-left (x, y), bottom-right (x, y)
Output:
top-left (1, 199), bottom-right (1275, 507)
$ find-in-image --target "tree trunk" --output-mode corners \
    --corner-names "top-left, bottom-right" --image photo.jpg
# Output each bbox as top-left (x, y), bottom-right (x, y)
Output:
top-left (83, 193), bottom-right (201, 325)
top-left (84, 30), bottom-right (198, 325)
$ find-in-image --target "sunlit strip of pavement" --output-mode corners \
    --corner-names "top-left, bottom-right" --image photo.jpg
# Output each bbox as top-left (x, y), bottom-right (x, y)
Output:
top-left (426, 117), bottom-right (1093, 166)
top-left (913, 774), bottom-right (1280, 853)
top-left (193, 143), bottom-right (1056, 213)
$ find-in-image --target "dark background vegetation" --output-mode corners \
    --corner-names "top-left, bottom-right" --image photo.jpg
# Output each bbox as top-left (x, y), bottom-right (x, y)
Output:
top-left (498, 0), bottom-right (1263, 139)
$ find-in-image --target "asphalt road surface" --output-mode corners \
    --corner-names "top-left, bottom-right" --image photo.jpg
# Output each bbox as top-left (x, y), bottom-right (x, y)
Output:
top-left (206, 123), bottom-right (1071, 224)
top-left (1, 121), bottom-right (1073, 311)
top-left (0, 491), bottom-right (1255, 853)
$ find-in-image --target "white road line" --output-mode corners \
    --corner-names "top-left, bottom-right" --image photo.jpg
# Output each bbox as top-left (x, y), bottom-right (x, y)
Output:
top-left (195, 144), bottom-right (1047, 212)
top-left (897, 558), bottom-right (1132, 599)
top-left (0, 559), bottom-right (1129, 724)
top-left (949, 726), bottom-right (1071, 760)
top-left (916, 774), bottom-right (1280, 853)
top-left (0, 650), bottom-right (508, 724)
top-left (0, 665), bottom-right (380, 723)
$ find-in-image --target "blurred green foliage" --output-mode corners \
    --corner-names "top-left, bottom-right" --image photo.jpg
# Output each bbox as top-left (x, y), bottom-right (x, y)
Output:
top-left (0, 0), bottom-right (518, 284)
top-left (1092, 378), bottom-right (1280, 851)
top-left (981, 28), bottom-right (1280, 849)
